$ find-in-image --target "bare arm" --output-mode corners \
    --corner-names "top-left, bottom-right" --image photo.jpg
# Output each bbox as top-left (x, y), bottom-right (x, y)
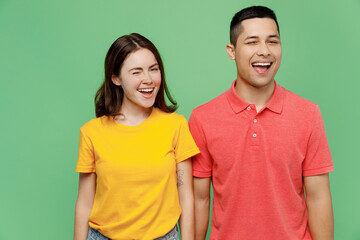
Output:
top-left (74, 173), bottom-right (96, 240)
top-left (304, 173), bottom-right (334, 240)
top-left (193, 177), bottom-right (211, 240)
top-left (177, 159), bottom-right (195, 240)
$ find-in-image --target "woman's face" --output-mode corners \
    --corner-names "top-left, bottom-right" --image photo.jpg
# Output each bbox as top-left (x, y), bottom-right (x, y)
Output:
top-left (112, 48), bottom-right (161, 111)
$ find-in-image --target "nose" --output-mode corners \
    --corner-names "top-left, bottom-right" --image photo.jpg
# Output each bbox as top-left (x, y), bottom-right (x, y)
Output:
top-left (142, 71), bottom-right (153, 84)
top-left (257, 42), bottom-right (270, 57)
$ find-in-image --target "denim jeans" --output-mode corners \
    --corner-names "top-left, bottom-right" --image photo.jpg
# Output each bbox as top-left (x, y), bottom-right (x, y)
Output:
top-left (155, 225), bottom-right (178, 240)
top-left (87, 225), bottom-right (178, 240)
top-left (87, 227), bottom-right (110, 240)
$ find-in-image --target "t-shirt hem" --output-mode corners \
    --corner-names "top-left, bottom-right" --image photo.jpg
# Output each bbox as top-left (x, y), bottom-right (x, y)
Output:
top-left (76, 167), bottom-right (96, 173)
top-left (303, 165), bottom-right (334, 177)
top-left (176, 148), bottom-right (200, 163)
top-left (193, 169), bottom-right (211, 178)
top-left (89, 210), bottom-right (182, 239)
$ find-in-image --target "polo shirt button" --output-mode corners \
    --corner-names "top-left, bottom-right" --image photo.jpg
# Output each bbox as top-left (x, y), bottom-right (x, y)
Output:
top-left (247, 106), bottom-right (251, 111)
top-left (252, 133), bottom-right (257, 138)
top-left (254, 119), bottom-right (257, 123)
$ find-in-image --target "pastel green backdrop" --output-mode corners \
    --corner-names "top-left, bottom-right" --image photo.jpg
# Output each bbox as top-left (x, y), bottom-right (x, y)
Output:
top-left (0, 0), bottom-right (359, 239)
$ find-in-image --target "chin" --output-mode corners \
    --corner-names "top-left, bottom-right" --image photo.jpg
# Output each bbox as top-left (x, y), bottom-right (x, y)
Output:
top-left (139, 101), bottom-right (156, 109)
top-left (249, 78), bottom-right (274, 88)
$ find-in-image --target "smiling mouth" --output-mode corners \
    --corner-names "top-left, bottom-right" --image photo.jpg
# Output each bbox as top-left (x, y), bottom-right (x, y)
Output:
top-left (252, 62), bottom-right (272, 74)
top-left (137, 88), bottom-right (154, 97)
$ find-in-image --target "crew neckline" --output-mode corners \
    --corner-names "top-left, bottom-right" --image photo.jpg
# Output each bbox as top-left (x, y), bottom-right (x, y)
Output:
top-left (110, 107), bottom-right (158, 131)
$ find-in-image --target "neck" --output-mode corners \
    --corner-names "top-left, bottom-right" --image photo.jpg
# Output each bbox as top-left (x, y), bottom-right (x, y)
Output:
top-left (234, 79), bottom-right (275, 112)
top-left (115, 101), bottom-right (153, 126)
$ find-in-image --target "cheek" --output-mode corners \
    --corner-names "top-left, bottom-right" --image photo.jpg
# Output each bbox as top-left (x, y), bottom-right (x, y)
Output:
top-left (236, 49), bottom-right (254, 64)
top-left (154, 73), bottom-right (162, 86)
top-left (273, 47), bottom-right (282, 59)
top-left (121, 78), bottom-right (139, 91)
top-left (278, 51), bottom-right (282, 62)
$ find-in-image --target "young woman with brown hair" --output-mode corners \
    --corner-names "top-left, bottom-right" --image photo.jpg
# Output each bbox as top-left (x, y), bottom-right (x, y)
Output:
top-left (74, 33), bottom-right (199, 240)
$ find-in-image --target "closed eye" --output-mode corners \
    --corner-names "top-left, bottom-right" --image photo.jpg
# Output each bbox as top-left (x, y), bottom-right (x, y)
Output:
top-left (268, 40), bottom-right (279, 44)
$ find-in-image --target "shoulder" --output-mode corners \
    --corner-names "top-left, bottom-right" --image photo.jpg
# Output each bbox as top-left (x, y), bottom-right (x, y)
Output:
top-left (191, 91), bottom-right (228, 118)
top-left (280, 86), bottom-right (322, 124)
top-left (282, 86), bottom-right (319, 112)
top-left (152, 108), bottom-right (187, 126)
top-left (80, 116), bottom-right (109, 133)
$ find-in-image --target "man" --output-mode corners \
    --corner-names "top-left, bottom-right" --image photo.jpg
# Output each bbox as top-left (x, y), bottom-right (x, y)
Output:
top-left (189, 6), bottom-right (334, 240)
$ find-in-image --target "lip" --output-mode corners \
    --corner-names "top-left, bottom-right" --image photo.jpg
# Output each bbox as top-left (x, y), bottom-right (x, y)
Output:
top-left (137, 87), bottom-right (155, 99)
top-left (251, 61), bottom-right (273, 75)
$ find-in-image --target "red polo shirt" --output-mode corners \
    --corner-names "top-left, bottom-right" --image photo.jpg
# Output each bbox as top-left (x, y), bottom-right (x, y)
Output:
top-left (189, 81), bottom-right (333, 240)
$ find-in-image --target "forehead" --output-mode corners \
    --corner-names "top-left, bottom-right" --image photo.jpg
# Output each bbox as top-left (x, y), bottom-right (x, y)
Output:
top-left (122, 48), bottom-right (157, 69)
top-left (238, 18), bottom-right (279, 39)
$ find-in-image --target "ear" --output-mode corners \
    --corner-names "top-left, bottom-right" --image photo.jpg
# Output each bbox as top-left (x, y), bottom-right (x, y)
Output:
top-left (226, 44), bottom-right (235, 60)
top-left (111, 75), bottom-right (121, 86)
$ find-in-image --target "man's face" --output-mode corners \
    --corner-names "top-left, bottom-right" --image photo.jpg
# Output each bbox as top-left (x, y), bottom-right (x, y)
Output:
top-left (226, 18), bottom-right (282, 88)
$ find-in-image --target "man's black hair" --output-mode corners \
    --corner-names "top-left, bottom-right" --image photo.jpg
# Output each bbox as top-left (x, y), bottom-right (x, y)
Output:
top-left (230, 6), bottom-right (279, 46)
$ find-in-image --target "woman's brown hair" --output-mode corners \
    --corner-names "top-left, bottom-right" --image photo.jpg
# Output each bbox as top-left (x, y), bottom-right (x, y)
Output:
top-left (95, 33), bottom-right (177, 117)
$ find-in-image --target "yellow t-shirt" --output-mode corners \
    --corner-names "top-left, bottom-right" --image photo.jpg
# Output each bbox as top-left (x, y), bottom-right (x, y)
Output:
top-left (76, 108), bottom-right (199, 240)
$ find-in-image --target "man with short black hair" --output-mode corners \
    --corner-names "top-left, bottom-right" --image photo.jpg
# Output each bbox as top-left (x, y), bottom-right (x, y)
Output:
top-left (190, 6), bottom-right (334, 240)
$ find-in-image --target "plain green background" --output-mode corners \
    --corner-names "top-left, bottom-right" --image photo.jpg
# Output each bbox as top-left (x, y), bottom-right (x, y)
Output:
top-left (1, 0), bottom-right (359, 239)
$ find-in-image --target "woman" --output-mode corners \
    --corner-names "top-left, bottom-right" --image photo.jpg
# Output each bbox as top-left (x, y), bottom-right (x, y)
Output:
top-left (74, 33), bottom-right (199, 240)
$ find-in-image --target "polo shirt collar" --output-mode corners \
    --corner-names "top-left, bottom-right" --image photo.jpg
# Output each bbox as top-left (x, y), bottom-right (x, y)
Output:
top-left (226, 80), bottom-right (284, 114)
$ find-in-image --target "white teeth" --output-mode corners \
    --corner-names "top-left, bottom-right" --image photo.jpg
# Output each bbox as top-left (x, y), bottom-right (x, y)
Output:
top-left (138, 88), bottom-right (153, 92)
top-left (252, 62), bottom-right (271, 66)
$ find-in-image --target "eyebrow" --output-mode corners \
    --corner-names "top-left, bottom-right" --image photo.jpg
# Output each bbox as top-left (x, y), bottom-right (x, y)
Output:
top-left (128, 63), bottom-right (159, 72)
top-left (244, 36), bottom-right (259, 41)
top-left (244, 34), bottom-right (280, 41)
top-left (128, 67), bottom-right (142, 72)
top-left (149, 63), bottom-right (159, 68)
top-left (268, 34), bottom-right (280, 39)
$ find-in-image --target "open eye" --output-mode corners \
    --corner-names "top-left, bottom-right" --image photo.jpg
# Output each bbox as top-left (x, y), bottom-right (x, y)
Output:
top-left (150, 65), bottom-right (160, 72)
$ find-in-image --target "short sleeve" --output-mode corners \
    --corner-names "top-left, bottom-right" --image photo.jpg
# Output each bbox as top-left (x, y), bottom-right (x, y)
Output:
top-left (302, 105), bottom-right (334, 176)
top-left (189, 111), bottom-right (213, 178)
top-left (76, 128), bottom-right (96, 173)
top-left (173, 115), bottom-right (200, 163)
